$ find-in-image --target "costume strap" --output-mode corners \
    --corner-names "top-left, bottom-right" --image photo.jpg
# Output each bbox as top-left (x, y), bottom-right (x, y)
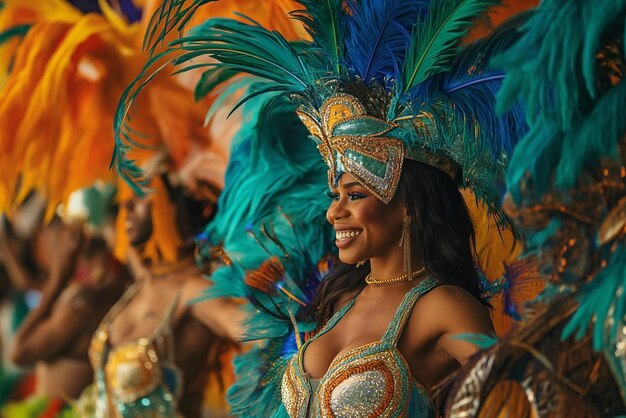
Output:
top-left (383, 277), bottom-right (439, 346)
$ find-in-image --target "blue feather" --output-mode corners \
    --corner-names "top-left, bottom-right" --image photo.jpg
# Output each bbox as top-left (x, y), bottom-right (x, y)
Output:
top-left (442, 15), bottom-right (528, 157)
top-left (344, 0), bottom-right (429, 83)
top-left (119, 0), bottom-right (142, 23)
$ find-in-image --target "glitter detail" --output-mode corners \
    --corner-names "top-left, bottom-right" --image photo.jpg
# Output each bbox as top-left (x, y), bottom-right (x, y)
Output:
top-left (82, 284), bottom-right (182, 417)
top-left (297, 94), bottom-right (406, 203)
top-left (328, 366), bottom-right (392, 417)
top-left (281, 278), bottom-right (438, 417)
top-left (106, 338), bottom-right (162, 403)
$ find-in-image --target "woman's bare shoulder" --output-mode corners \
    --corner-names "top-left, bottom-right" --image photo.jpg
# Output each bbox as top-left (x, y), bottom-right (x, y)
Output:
top-left (410, 284), bottom-right (493, 335)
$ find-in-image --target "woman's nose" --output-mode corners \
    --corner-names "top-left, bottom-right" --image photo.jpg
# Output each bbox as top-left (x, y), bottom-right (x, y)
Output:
top-left (326, 199), bottom-right (348, 223)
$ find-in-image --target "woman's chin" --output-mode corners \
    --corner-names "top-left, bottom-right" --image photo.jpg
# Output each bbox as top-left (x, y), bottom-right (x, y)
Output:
top-left (338, 251), bottom-right (361, 265)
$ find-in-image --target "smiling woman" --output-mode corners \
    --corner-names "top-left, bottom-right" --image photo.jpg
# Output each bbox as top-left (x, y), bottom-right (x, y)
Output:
top-left (288, 158), bottom-right (493, 417)
top-left (135, 0), bottom-right (532, 416)
top-left (314, 160), bottom-right (484, 328)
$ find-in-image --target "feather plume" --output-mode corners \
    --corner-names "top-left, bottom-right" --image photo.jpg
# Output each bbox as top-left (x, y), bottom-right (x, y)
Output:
top-left (162, 16), bottom-right (311, 95)
top-left (406, 17), bottom-right (527, 213)
top-left (562, 243), bottom-right (626, 352)
top-left (194, 93), bottom-right (334, 416)
top-left (402, 0), bottom-right (497, 92)
top-left (441, 15), bottom-right (527, 157)
top-left (292, 0), bottom-right (345, 75)
top-left (555, 79), bottom-right (626, 191)
top-left (142, 0), bottom-right (216, 55)
top-left (112, 16), bottom-right (313, 190)
top-left (115, 1), bottom-right (310, 191)
top-left (344, 0), bottom-right (428, 83)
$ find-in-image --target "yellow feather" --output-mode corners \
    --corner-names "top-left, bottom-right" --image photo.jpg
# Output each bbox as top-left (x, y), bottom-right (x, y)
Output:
top-left (463, 188), bottom-right (544, 335)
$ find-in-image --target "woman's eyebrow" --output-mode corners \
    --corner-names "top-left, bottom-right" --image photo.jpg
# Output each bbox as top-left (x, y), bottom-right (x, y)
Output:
top-left (342, 182), bottom-right (363, 189)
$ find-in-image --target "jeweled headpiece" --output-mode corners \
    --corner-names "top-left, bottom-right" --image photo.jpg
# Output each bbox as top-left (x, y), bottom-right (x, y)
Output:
top-left (112, 0), bottom-right (526, 213)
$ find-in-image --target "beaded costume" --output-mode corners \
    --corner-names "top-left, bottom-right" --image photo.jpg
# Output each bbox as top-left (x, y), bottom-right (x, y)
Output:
top-left (281, 277), bottom-right (439, 418)
top-left (445, 1), bottom-right (626, 416)
top-left (78, 284), bottom-right (182, 418)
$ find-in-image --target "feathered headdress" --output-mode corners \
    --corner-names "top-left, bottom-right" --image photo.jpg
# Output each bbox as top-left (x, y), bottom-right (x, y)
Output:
top-left (113, 0), bottom-right (527, 218)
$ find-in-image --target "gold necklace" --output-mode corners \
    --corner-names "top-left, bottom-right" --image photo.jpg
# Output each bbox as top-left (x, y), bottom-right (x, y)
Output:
top-left (365, 267), bottom-right (426, 287)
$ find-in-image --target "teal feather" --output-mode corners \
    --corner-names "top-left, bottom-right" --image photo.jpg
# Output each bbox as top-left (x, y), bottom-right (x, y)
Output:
top-left (555, 80), bottom-right (626, 191)
top-left (562, 244), bottom-right (626, 351)
top-left (406, 17), bottom-right (528, 215)
top-left (292, 0), bottom-right (346, 75)
top-left (449, 333), bottom-right (499, 349)
top-left (142, 0), bottom-right (216, 55)
top-left (174, 16), bottom-right (313, 92)
top-left (191, 92), bottom-right (334, 416)
top-left (499, 1), bottom-right (626, 200)
top-left (112, 15), bottom-right (315, 190)
top-left (194, 68), bottom-right (237, 101)
top-left (401, 0), bottom-right (498, 93)
top-left (497, 0), bottom-right (626, 370)
top-left (581, 2), bottom-right (626, 98)
top-left (111, 46), bottom-right (184, 194)
top-left (496, 2), bottom-right (626, 134)
top-left (0, 24), bottom-right (30, 46)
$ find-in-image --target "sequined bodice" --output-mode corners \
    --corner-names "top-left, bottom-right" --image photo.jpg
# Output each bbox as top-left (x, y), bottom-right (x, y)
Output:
top-left (82, 284), bottom-right (182, 418)
top-left (281, 277), bottom-right (438, 418)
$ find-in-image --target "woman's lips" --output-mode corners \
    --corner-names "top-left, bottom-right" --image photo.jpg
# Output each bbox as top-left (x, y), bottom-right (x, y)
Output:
top-left (335, 229), bottom-right (361, 249)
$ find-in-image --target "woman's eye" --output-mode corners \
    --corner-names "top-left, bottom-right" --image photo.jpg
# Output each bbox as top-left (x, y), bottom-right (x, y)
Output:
top-left (348, 193), bottom-right (366, 201)
top-left (326, 190), bottom-right (340, 200)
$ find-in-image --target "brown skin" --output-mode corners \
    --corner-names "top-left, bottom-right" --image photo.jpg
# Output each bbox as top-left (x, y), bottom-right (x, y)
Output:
top-left (0, 218), bottom-right (42, 292)
top-left (303, 173), bottom-right (493, 389)
top-left (9, 223), bottom-right (130, 399)
top-left (109, 194), bottom-right (243, 418)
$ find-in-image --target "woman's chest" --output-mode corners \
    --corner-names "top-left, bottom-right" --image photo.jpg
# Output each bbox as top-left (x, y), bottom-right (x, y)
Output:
top-left (283, 344), bottom-right (428, 418)
top-left (302, 298), bottom-right (406, 379)
top-left (107, 287), bottom-right (181, 345)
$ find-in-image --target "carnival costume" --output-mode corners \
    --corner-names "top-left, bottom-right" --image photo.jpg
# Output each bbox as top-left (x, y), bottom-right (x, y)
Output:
top-left (0, 0), bottom-right (247, 416)
top-left (445, 1), bottom-right (626, 416)
top-left (107, 0), bottom-right (544, 416)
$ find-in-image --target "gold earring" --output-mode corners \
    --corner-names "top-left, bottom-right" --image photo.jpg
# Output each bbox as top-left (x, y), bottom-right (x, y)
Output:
top-left (399, 218), bottom-right (411, 275)
top-left (356, 260), bottom-right (366, 268)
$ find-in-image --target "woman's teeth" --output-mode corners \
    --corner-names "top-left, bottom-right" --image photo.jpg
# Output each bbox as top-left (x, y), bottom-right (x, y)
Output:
top-left (336, 230), bottom-right (361, 241)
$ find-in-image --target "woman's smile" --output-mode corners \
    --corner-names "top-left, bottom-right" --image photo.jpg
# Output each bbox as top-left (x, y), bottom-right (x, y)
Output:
top-left (334, 228), bottom-right (362, 248)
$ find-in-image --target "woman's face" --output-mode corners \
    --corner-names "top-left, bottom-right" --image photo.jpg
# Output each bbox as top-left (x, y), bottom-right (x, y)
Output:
top-left (123, 195), bottom-right (153, 247)
top-left (326, 173), bottom-right (405, 264)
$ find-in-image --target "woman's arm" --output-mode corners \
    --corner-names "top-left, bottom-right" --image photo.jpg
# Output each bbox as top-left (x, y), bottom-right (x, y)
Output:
top-left (429, 285), bottom-right (495, 365)
top-left (11, 227), bottom-right (87, 364)
top-left (184, 275), bottom-right (246, 341)
top-left (0, 230), bottom-right (39, 291)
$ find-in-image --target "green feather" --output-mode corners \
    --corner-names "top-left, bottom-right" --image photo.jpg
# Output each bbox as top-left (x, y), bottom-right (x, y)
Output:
top-left (112, 47), bottom-right (183, 193)
top-left (0, 24), bottom-right (30, 45)
top-left (142, 0), bottom-right (217, 56)
top-left (450, 332), bottom-right (499, 349)
top-left (402, 0), bottom-right (497, 92)
top-left (176, 16), bottom-right (313, 92)
top-left (562, 245), bottom-right (626, 352)
top-left (555, 80), bottom-right (626, 191)
top-left (113, 14), bottom-right (315, 189)
top-left (194, 67), bottom-right (237, 101)
top-left (292, 0), bottom-right (346, 75)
